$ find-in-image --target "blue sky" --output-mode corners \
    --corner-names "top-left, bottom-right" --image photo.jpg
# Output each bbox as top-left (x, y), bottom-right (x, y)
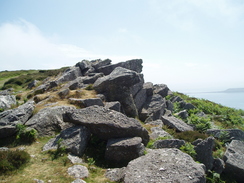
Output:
top-left (0, 0), bottom-right (244, 92)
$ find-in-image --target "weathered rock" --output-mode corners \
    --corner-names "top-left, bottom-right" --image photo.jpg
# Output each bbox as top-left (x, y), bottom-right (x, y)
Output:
top-left (212, 158), bottom-right (225, 174)
top-left (171, 96), bottom-right (183, 103)
top-left (140, 94), bottom-right (166, 122)
top-left (105, 167), bottom-right (126, 182)
top-left (71, 179), bottom-right (87, 183)
top-left (43, 126), bottom-right (90, 156)
top-left (206, 129), bottom-right (244, 142)
top-left (66, 77), bottom-right (85, 90)
top-left (153, 139), bottom-right (185, 149)
top-left (146, 119), bottom-right (164, 128)
top-left (130, 76), bottom-right (144, 97)
top-left (27, 80), bottom-right (39, 89)
top-left (105, 137), bottom-right (145, 164)
top-left (69, 98), bottom-right (104, 108)
top-left (97, 59), bottom-right (143, 75)
top-left (91, 58), bottom-right (112, 71)
top-left (143, 82), bottom-right (154, 96)
top-left (153, 84), bottom-right (171, 98)
top-left (161, 115), bottom-right (194, 132)
top-left (25, 106), bottom-right (75, 136)
top-left (33, 179), bottom-right (44, 183)
top-left (105, 101), bottom-right (121, 112)
top-left (223, 140), bottom-right (244, 183)
top-left (150, 127), bottom-right (173, 140)
top-left (123, 148), bottom-right (206, 183)
top-left (0, 125), bottom-right (17, 138)
top-left (0, 101), bottom-right (35, 125)
top-left (94, 67), bottom-right (142, 117)
top-left (63, 106), bottom-right (149, 145)
top-left (82, 73), bottom-right (103, 84)
top-left (75, 60), bottom-right (92, 75)
top-left (192, 137), bottom-right (215, 170)
top-left (176, 110), bottom-right (188, 119)
top-left (133, 87), bottom-right (147, 113)
top-left (55, 66), bottom-right (82, 85)
top-left (68, 154), bottom-right (83, 164)
top-left (58, 88), bottom-right (70, 99)
top-left (183, 103), bottom-right (196, 110)
top-left (67, 165), bottom-right (89, 179)
top-left (166, 100), bottom-right (174, 112)
top-left (0, 94), bottom-right (16, 109)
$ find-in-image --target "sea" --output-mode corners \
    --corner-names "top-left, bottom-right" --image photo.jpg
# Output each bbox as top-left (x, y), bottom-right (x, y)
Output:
top-left (185, 92), bottom-right (244, 110)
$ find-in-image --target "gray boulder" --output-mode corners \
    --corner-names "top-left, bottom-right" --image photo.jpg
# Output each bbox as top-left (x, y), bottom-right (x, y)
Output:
top-left (94, 67), bottom-right (143, 117)
top-left (123, 148), bottom-right (206, 183)
top-left (91, 58), bottom-right (112, 71)
top-left (105, 137), bottom-right (145, 164)
top-left (166, 100), bottom-right (174, 112)
top-left (140, 94), bottom-right (166, 122)
top-left (133, 87), bottom-right (147, 113)
top-left (97, 59), bottom-right (143, 75)
top-left (146, 119), bottom-right (164, 128)
top-left (143, 82), bottom-right (154, 96)
top-left (55, 66), bottom-right (82, 85)
top-left (161, 115), bottom-right (194, 132)
top-left (69, 98), bottom-right (104, 108)
top-left (0, 101), bottom-right (35, 125)
top-left (192, 137), bottom-right (215, 170)
top-left (171, 96), bottom-right (183, 103)
top-left (67, 165), bottom-right (89, 179)
top-left (63, 106), bottom-right (149, 145)
top-left (206, 129), bottom-right (244, 142)
top-left (25, 106), bottom-right (75, 136)
top-left (43, 125), bottom-right (90, 156)
top-left (176, 110), bottom-right (189, 119)
top-left (223, 140), bottom-right (244, 183)
top-left (212, 158), bottom-right (225, 174)
top-left (105, 167), bottom-right (126, 182)
top-left (153, 139), bottom-right (185, 149)
top-left (27, 80), bottom-right (39, 89)
top-left (104, 101), bottom-right (121, 112)
top-left (150, 127), bottom-right (173, 140)
top-left (0, 94), bottom-right (16, 109)
top-left (75, 60), bottom-right (92, 75)
top-left (0, 125), bottom-right (17, 138)
top-left (153, 84), bottom-right (171, 98)
top-left (58, 88), bottom-right (70, 99)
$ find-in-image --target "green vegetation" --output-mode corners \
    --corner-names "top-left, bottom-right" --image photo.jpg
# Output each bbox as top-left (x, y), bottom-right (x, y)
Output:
top-left (180, 142), bottom-right (197, 159)
top-left (0, 150), bottom-right (30, 175)
top-left (0, 67), bottom-right (68, 91)
top-left (170, 92), bottom-right (244, 130)
top-left (174, 131), bottom-right (209, 142)
top-left (15, 124), bottom-right (37, 144)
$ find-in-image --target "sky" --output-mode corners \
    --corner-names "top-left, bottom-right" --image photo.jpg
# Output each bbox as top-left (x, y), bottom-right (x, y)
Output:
top-left (0, 0), bottom-right (244, 92)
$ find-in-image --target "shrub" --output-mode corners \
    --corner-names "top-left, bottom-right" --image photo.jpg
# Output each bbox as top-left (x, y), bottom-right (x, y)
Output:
top-left (0, 150), bottom-right (30, 175)
top-left (187, 114), bottom-right (211, 133)
top-left (15, 124), bottom-right (37, 144)
top-left (174, 131), bottom-right (209, 142)
top-left (85, 84), bottom-right (94, 90)
top-left (180, 142), bottom-right (197, 159)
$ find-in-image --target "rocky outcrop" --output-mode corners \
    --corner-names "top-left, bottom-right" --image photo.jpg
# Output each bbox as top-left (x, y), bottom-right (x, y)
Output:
top-left (97, 59), bottom-right (143, 75)
top-left (161, 115), bottom-right (194, 132)
top-left (104, 101), bottom-right (121, 112)
top-left (43, 125), bottom-right (90, 156)
top-left (69, 98), bottom-right (104, 108)
top-left (67, 165), bottom-right (89, 179)
top-left (0, 94), bottom-right (16, 110)
top-left (55, 66), bottom-right (82, 85)
top-left (223, 140), bottom-right (244, 183)
top-left (140, 94), bottom-right (166, 122)
top-left (63, 106), bottom-right (149, 145)
top-left (123, 148), bottom-right (206, 183)
top-left (153, 84), bottom-right (171, 98)
top-left (105, 167), bottom-right (126, 182)
top-left (206, 129), bottom-right (244, 142)
top-left (153, 139), bottom-right (185, 149)
top-left (150, 127), bottom-right (173, 140)
top-left (192, 137), bottom-right (215, 171)
top-left (94, 67), bottom-right (143, 117)
top-left (0, 101), bottom-right (35, 125)
top-left (25, 106), bottom-right (75, 136)
top-left (105, 137), bottom-right (145, 164)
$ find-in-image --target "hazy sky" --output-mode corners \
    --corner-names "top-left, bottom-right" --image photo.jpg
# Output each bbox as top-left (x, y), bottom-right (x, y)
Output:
top-left (0, 0), bottom-right (244, 92)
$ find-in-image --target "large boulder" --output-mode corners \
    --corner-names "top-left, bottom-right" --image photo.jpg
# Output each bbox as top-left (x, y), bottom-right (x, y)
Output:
top-left (0, 101), bottom-right (35, 125)
top-left (67, 165), bottom-right (89, 179)
top-left (150, 127), bottom-right (173, 140)
top-left (55, 66), bottom-right (82, 85)
top-left (153, 84), bottom-right (171, 98)
top-left (0, 94), bottom-right (16, 110)
top-left (105, 167), bottom-right (126, 182)
top-left (206, 129), bottom-right (244, 142)
top-left (123, 148), bottom-right (206, 183)
top-left (161, 115), bottom-right (194, 132)
top-left (153, 139), bottom-right (185, 149)
top-left (97, 59), bottom-right (143, 75)
top-left (192, 137), bottom-right (215, 170)
top-left (25, 106), bottom-right (75, 136)
top-left (94, 67), bottom-right (143, 117)
top-left (140, 94), bottom-right (166, 122)
top-left (91, 59), bottom-right (112, 71)
top-left (69, 98), bottom-right (104, 108)
top-left (223, 140), bottom-right (244, 183)
top-left (43, 125), bottom-right (90, 156)
top-left (105, 137), bottom-right (145, 164)
top-left (63, 106), bottom-right (149, 145)
top-left (104, 101), bottom-right (121, 112)
top-left (0, 125), bottom-right (17, 138)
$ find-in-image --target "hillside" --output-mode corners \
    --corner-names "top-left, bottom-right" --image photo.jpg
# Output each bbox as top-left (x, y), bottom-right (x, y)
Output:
top-left (0, 59), bottom-right (244, 183)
